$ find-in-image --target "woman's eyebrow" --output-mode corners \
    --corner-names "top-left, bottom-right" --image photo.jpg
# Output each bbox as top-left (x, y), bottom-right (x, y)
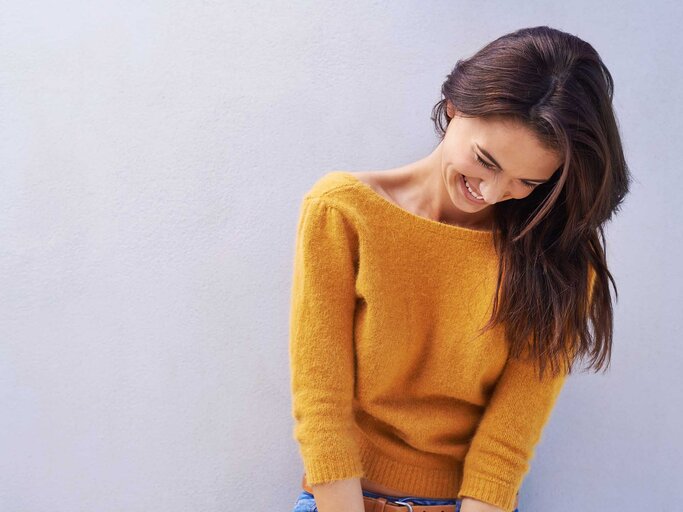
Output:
top-left (474, 143), bottom-right (550, 183)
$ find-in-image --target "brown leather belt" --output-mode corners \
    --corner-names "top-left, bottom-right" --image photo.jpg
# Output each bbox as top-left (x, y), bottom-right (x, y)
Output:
top-left (301, 473), bottom-right (459, 512)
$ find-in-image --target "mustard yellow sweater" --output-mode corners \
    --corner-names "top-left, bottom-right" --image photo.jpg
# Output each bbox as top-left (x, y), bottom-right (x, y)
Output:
top-left (288, 171), bottom-right (570, 512)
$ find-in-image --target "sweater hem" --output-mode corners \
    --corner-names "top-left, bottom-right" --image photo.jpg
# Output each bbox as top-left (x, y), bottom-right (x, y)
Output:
top-left (355, 428), bottom-right (464, 499)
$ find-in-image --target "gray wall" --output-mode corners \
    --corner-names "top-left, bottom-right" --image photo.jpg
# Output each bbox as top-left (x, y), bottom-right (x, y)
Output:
top-left (1, 1), bottom-right (680, 511)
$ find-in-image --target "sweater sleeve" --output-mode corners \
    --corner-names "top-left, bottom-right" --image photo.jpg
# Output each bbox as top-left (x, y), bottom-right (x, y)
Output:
top-left (288, 195), bottom-right (364, 485)
top-left (457, 265), bottom-right (598, 511)
top-left (457, 264), bottom-right (598, 511)
top-left (456, 353), bottom-right (568, 512)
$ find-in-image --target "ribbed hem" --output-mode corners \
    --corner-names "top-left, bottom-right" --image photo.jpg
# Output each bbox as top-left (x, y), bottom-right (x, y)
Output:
top-left (355, 429), bottom-right (464, 499)
top-left (303, 448), bottom-right (365, 486)
top-left (457, 474), bottom-right (518, 512)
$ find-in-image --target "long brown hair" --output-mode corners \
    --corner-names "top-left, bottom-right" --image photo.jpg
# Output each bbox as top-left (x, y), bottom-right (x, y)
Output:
top-left (431, 26), bottom-right (631, 380)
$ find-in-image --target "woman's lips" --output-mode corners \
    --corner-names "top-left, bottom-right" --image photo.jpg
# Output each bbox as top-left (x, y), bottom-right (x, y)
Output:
top-left (464, 176), bottom-right (483, 196)
top-left (460, 174), bottom-right (485, 203)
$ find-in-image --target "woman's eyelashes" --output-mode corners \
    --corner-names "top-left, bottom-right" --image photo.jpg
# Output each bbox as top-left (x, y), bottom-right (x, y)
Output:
top-left (475, 153), bottom-right (495, 170)
top-left (475, 154), bottom-right (537, 189)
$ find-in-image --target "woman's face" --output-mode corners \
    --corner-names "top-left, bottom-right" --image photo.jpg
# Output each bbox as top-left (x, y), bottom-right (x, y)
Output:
top-left (441, 101), bottom-right (562, 212)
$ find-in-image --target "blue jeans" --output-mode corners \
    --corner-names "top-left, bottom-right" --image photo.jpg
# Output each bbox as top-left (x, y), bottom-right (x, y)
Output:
top-left (290, 488), bottom-right (520, 512)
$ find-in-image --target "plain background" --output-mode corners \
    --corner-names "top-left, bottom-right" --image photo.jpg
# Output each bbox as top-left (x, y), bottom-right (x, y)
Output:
top-left (1, 1), bottom-right (681, 511)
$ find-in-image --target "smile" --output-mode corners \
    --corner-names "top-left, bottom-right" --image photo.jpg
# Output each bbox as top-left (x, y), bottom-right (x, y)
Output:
top-left (461, 175), bottom-right (485, 202)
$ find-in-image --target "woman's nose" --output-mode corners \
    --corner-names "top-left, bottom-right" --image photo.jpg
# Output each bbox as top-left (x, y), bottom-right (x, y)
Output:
top-left (480, 181), bottom-right (510, 204)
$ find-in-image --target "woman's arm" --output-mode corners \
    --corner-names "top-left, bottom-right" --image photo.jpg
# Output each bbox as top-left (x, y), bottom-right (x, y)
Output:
top-left (461, 496), bottom-right (505, 512)
top-left (456, 347), bottom-right (567, 511)
top-left (310, 477), bottom-right (366, 512)
top-left (461, 493), bottom-right (519, 512)
top-left (289, 196), bottom-right (366, 489)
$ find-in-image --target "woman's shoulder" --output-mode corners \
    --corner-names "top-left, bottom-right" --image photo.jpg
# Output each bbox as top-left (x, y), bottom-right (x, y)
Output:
top-left (301, 170), bottom-right (380, 213)
top-left (304, 170), bottom-right (363, 199)
top-left (304, 169), bottom-right (402, 204)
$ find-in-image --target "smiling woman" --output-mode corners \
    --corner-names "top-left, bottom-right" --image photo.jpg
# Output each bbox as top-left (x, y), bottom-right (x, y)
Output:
top-left (288, 25), bottom-right (631, 512)
top-left (436, 110), bottom-right (564, 215)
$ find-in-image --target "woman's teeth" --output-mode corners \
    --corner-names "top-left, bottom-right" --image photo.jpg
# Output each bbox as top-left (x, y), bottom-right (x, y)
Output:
top-left (463, 176), bottom-right (484, 200)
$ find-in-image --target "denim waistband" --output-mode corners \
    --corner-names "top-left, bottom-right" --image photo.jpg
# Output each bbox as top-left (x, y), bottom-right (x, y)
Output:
top-left (301, 489), bottom-right (461, 506)
top-left (298, 489), bottom-right (519, 512)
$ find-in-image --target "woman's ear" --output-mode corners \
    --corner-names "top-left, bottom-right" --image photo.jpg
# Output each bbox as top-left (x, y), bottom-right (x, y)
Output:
top-left (446, 99), bottom-right (455, 118)
top-left (446, 100), bottom-right (460, 119)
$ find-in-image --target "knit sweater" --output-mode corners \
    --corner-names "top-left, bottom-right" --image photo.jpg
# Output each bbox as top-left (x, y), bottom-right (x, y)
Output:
top-left (288, 171), bottom-right (571, 512)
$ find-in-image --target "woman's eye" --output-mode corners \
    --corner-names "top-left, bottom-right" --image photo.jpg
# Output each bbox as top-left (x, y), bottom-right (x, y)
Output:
top-left (475, 154), bottom-right (495, 170)
top-left (476, 153), bottom-right (538, 190)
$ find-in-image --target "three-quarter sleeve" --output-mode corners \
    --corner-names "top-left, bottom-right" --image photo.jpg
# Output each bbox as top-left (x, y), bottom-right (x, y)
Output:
top-left (457, 265), bottom-right (597, 512)
top-left (456, 355), bottom-right (569, 512)
top-left (288, 196), bottom-right (364, 485)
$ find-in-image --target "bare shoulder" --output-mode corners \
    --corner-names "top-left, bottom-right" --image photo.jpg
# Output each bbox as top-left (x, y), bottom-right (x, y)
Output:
top-left (347, 169), bottom-right (400, 201)
top-left (347, 170), bottom-right (377, 187)
top-left (350, 168), bottom-right (426, 212)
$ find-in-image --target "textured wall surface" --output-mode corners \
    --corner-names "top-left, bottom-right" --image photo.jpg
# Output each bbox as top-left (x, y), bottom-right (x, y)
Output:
top-left (1, 1), bottom-right (681, 511)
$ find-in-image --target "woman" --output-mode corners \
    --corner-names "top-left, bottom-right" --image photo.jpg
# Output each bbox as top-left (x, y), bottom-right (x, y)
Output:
top-left (288, 26), bottom-right (630, 512)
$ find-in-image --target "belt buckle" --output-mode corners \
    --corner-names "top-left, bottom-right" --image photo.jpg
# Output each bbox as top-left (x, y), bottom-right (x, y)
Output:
top-left (389, 498), bottom-right (415, 512)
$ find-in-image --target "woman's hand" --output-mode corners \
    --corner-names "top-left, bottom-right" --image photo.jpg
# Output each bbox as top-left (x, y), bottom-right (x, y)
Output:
top-left (459, 496), bottom-right (507, 512)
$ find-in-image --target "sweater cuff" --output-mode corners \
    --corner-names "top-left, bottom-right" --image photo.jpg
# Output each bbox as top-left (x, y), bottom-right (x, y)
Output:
top-left (457, 474), bottom-right (519, 512)
top-left (302, 448), bottom-right (365, 486)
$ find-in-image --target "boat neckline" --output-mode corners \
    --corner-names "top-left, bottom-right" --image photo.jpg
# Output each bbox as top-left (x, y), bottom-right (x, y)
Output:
top-left (334, 171), bottom-right (495, 241)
